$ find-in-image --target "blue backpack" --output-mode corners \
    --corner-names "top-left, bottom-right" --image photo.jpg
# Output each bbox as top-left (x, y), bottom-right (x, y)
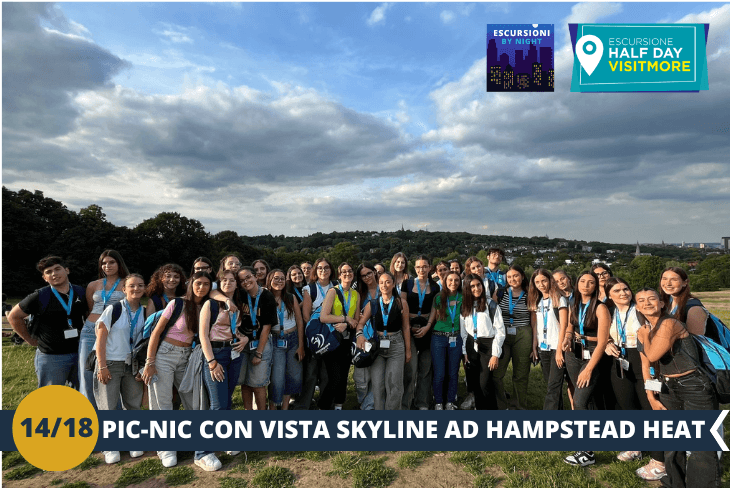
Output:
top-left (351, 320), bottom-right (379, 368)
top-left (305, 287), bottom-right (347, 356)
top-left (686, 298), bottom-right (730, 351)
top-left (131, 298), bottom-right (184, 370)
top-left (691, 334), bottom-right (730, 404)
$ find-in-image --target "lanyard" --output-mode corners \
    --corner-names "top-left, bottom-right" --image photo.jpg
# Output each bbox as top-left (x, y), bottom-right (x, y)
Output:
top-left (542, 297), bottom-right (551, 342)
top-left (508, 289), bottom-right (524, 326)
top-left (380, 297), bottom-right (393, 338)
top-left (365, 290), bottom-right (379, 311)
top-left (293, 287), bottom-right (303, 303)
top-left (447, 294), bottom-right (460, 333)
top-left (248, 288), bottom-right (262, 338)
top-left (578, 299), bottom-right (590, 346)
top-left (416, 279), bottom-right (427, 315)
top-left (230, 310), bottom-right (238, 342)
top-left (101, 278), bottom-right (121, 307)
top-left (472, 307), bottom-right (479, 341)
top-left (669, 297), bottom-right (677, 316)
top-left (339, 285), bottom-right (351, 317)
top-left (488, 270), bottom-right (501, 285)
top-left (276, 300), bottom-right (285, 329)
top-left (51, 286), bottom-right (74, 327)
top-left (615, 305), bottom-right (632, 356)
top-left (125, 301), bottom-right (142, 345)
top-left (163, 295), bottom-right (170, 307)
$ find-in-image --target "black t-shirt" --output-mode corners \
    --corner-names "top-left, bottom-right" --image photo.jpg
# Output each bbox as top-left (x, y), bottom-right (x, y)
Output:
top-left (239, 288), bottom-right (279, 340)
top-left (402, 278), bottom-right (439, 317)
top-left (19, 285), bottom-right (88, 355)
top-left (370, 297), bottom-right (404, 334)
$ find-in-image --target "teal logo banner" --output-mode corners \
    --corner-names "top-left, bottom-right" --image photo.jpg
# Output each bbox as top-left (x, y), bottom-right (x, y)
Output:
top-left (570, 24), bottom-right (709, 92)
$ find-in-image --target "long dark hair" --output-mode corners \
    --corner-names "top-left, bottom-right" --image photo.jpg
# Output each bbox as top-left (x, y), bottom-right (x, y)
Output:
top-left (390, 252), bottom-right (409, 281)
top-left (98, 249), bottom-right (130, 279)
top-left (146, 263), bottom-right (187, 298)
top-left (356, 263), bottom-right (378, 305)
top-left (634, 287), bottom-right (678, 341)
top-left (462, 273), bottom-right (486, 316)
top-left (604, 277), bottom-right (633, 310)
top-left (436, 271), bottom-right (462, 321)
top-left (377, 270), bottom-right (403, 316)
top-left (570, 271), bottom-right (601, 331)
top-left (267, 269), bottom-right (294, 318)
top-left (285, 265), bottom-right (305, 298)
top-left (310, 257), bottom-right (335, 284)
top-left (217, 268), bottom-right (243, 312)
top-left (190, 256), bottom-right (214, 278)
top-left (184, 271), bottom-right (213, 334)
top-left (659, 267), bottom-right (693, 322)
top-left (527, 268), bottom-right (561, 311)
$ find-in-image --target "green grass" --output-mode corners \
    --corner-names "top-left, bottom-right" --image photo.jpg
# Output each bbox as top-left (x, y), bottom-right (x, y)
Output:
top-left (61, 482), bottom-right (92, 488)
top-left (351, 457), bottom-right (398, 488)
top-left (450, 451), bottom-right (487, 476)
top-left (4, 463), bottom-right (42, 480)
top-left (396, 451), bottom-right (433, 469)
top-left (165, 466), bottom-right (196, 486)
top-left (2, 451), bottom-right (25, 470)
top-left (474, 473), bottom-right (500, 488)
top-left (327, 452), bottom-right (364, 478)
top-left (75, 454), bottom-right (102, 471)
top-left (114, 458), bottom-right (164, 487)
top-left (219, 477), bottom-right (249, 488)
top-left (1, 342), bottom-right (37, 409)
top-left (251, 465), bottom-right (296, 488)
top-left (50, 478), bottom-right (65, 485)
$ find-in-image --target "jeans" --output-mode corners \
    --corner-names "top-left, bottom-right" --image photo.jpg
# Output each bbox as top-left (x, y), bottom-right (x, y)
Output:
top-left (34, 349), bottom-right (78, 389)
top-left (565, 349), bottom-right (599, 410)
top-left (94, 360), bottom-right (144, 410)
top-left (539, 350), bottom-right (565, 410)
top-left (202, 347), bottom-right (243, 410)
top-left (354, 366), bottom-right (374, 410)
top-left (148, 342), bottom-right (193, 411)
top-left (493, 325), bottom-right (532, 410)
top-left (269, 330), bottom-right (303, 406)
top-left (370, 331), bottom-right (405, 410)
top-left (431, 334), bottom-right (462, 405)
top-left (291, 347), bottom-right (328, 410)
top-left (402, 339), bottom-right (432, 410)
top-left (610, 348), bottom-right (651, 411)
top-left (78, 320), bottom-right (98, 409)
top-left (660, 370), bottom-right (721, 488)
top-left (320, 338), bottom-right (352, 409)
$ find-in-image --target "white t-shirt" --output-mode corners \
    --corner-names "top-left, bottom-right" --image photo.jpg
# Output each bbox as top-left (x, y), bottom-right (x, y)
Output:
top-left (610, 305), bottom-right (641, 349)
top-left (535, 296), bottom-right (568, 351)
top-left (459, 300), bottom-right (506, 357)
top-left (95, 299), bottom-right (145, 361)
top-left (304, 282), bottom-right (333, 313)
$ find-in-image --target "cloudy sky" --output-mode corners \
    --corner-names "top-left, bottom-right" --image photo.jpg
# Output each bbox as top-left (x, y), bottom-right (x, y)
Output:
top-left (3, 2), bottom-right (729, 244)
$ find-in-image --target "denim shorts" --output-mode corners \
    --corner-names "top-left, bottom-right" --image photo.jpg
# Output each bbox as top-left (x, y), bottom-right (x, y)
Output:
top-left (238, 339), bottom-right (273, 388)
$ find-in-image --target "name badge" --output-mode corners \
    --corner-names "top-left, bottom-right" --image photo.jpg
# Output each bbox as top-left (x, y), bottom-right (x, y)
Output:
top-left (540, 342), bottom-right (550, 351)
top-left (364, 342), bottom-right (373, 352)
top-left (64, 328), bottom-right (79, 339)
top-left (449, 336), bottom-right (457, 348)
top-left (645, 379), bottom-right (662, 392)
top-left (619, 358), bottom-right (630, 371)
top-left (380, 339), bottom-right (391, 349)
top-left (277, 339), bottom-right (287, 349)
top-left (474, 341), bottom-right (479, 353)
top-left (249, 340), bottom-right (259, 350)
top-left (582, 349), bottom-right (591, 360)
top-left (507, 327), bottom-right (517, 335)
top-left (231, 349), bottom-right (240, 360)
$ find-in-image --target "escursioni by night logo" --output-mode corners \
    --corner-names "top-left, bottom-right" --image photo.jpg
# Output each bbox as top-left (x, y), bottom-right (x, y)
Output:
top-left (487, 24), bottom-right (555, 92)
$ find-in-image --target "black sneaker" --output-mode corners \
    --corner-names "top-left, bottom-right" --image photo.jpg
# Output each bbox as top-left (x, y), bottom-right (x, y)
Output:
top-left (563, 451), bottom-right (595, 467)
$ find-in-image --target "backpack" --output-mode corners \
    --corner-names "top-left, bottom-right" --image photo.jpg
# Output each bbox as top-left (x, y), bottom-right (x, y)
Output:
top-left (131, 298), bottom-right (184, 371)
top-left (690, 334), bottom-right (730, 404)
top-left (305, 287), bottom-right (347, 355)
top-left (686, 298), bottom-right (730, 351)
top-left (84, 302), bottom-right (124, 372)
top-left (28, 284), bottom-right (86, 336)
top-left (351, 321), bottom-right (380, 368)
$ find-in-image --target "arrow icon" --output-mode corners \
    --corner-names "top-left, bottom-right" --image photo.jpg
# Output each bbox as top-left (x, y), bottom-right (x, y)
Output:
top-left (710, 410), bottom-right (728, 452)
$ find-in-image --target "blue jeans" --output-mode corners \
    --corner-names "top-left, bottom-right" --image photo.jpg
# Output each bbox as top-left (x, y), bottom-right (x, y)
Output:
top-left (431, 334), bottom-right (462, 404)
top-left (78, 320), bottom-right (97, 408)
top-left (202, 347), bottom-right (243, 410)
top-left (354, 366), bottom-right (374, 410)
top-left (35, 349), bottom-right (78, 389)
top-left (269, 330), bottom-right (303, 406)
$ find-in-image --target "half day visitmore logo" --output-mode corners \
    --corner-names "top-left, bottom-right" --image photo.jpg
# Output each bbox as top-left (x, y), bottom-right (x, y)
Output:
top-left (487, 24), bottom-right (555, 92)
top-left (569, 23), bottom-right (709, 93)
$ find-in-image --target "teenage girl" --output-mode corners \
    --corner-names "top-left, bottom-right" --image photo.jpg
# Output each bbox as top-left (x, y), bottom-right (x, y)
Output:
top-left (146, 264), bottom-right (187, 317)
top-left (390, 252), bottom-right (409, 296)
top-left (427, 271), bottom-right (462, 410)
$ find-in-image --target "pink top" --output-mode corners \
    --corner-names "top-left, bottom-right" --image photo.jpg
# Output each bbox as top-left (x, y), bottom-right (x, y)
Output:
top-left (209, 306), bottom-right (237, 342)
top-left (162, 300), bottom-right (194, 343)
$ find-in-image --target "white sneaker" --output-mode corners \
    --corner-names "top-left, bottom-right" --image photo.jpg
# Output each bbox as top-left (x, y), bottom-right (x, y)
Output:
top-left (445, 402), bottom-right (457, 410)
top-left (459, 393), bottom-right (475, 410)
top-left (129, 451), bottom-right (144, 458)
top-left (434, 404), bottom-right (443, 410)
top-left (104, 451), bottom-right (121, 464)
top-left (194, 453), bottom-right (222, 472)
top-left (158, 451), bottom-right (177, 468)
top-left (225, 451), bottom-right (241, 456)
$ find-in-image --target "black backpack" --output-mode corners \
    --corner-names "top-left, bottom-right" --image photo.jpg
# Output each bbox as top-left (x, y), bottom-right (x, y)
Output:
top-left (28, 284), bottom-right (86, 337)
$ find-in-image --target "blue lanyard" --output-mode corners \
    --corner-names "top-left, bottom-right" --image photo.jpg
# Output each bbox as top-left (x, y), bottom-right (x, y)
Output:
top-left (125, 301), bottom-right (142, 345)
top-left (339, 285), bottom-right (351, 317)
top-left (230, 310), bottom-right (238, 342)
top-left (488, 270), bottom-right (501, 285)
top-left (578, 299), bottom-right (590, 346)
top-left (615, 305), bottom-right (632, 356)
top-left (416, 279), bottom-right (427, 316)
top-left (669, 297), bottom-right (677, 316)
top-left (508, 289), bottom-right (524, 326)
top-left (447, 294), bottom-right (460, 333)
top-left (276, 300), bottom-right (285, 330)
top-left (293, 287), bottom-right (303, 303)
top-left (380, 297), bottom-right (393, 338)
top-left (101, 278), bottom-right (121, 307)
top-left (248, 288), bottom-right (262, 338)
top-left (51, 286), bottom-right (74, 327)
top-left (542, 297), bottom-right (551, 342)
top-left (472, 307), bottom-right (479, 341)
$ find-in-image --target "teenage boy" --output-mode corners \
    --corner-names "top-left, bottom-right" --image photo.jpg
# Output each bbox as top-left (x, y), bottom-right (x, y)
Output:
top-left (8, 256), bottom-right (88, 388)
top-left (485, 248), bottom-right (507, 296)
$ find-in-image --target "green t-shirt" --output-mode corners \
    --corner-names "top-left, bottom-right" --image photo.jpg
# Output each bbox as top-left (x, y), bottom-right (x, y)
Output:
top-left (433, 293), bottom-right (462, 333)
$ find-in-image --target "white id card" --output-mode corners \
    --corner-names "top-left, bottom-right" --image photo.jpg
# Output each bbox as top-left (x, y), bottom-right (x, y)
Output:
top-left (583, 349), bottom-right (591, 360)
top-left (364, 342), bottom-right (373, 352)
top-left (540, 342), bottom-right (550, 351)
top-left (507, 327), bottom-right (517, 335)
top-left (231, 349), bottom-right (240, 360)
top-left (474, 341), bottom-right (479, 352)
top-left (64, 328), bottom-right (79, 339)
top-left (380, 339), bottom-right (391, 349)
top-left (449, 336), bottom-right (457, 348)
top-left (645, 379), bottom-right (662, 392)
top-left (620, 358), bottom-right (630, 371)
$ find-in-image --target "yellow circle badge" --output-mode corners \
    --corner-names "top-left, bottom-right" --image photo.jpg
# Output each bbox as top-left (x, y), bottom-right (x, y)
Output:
top-left (12, 385), bottom-right (99, 471)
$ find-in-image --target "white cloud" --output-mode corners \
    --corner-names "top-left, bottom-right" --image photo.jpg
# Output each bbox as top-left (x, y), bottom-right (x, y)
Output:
top-left (440, 11), bottom-right (456, 24)
top-left (155, 23), bottom-right (195, 44)
top-left (367, 3), bottom-right (393, 26)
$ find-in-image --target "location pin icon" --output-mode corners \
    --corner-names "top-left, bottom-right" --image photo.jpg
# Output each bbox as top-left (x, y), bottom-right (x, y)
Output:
top-left (576, 35), bottom-right (603, 76)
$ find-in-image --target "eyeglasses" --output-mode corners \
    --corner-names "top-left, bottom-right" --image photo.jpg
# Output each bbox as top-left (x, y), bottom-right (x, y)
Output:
top-left (316, 266), bottom-right (330, 271)
top-left (340, 270), bottom-right (353, 275)
top-left (595, 271), bottom-right (610, 278)
top-left (272, 276), bottom-right (286, 282)
top-left (360, 271), bottom-right (374, 279)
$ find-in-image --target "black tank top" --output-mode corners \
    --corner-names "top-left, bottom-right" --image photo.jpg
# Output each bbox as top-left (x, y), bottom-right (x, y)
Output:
top-left (371, 297), bottom-right (404, 334)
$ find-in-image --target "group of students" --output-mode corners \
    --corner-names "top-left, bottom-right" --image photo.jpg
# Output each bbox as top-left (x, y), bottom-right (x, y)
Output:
top-left (6, 249), bottom-right (723, 486)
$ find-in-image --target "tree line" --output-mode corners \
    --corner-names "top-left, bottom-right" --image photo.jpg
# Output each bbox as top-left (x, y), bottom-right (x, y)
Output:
top-left (3, 187), bottom-right (728, 296)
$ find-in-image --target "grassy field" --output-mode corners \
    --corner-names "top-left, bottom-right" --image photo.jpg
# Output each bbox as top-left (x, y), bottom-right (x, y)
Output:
top-left (2, 292), bottom-right (730, 487)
